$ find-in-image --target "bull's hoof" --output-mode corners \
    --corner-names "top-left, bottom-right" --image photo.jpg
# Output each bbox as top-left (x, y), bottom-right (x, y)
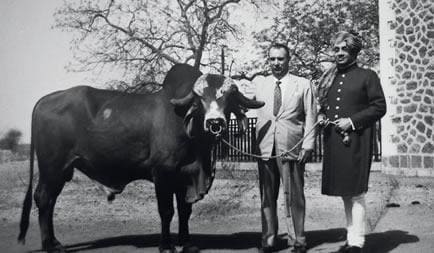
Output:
top-left (47, 247), bottom-right (66, 253)
top-left (159, 245), bottom-right (177, 253)
top-left (43, 240), bottom-right (66, 253)
top-left (182, 244), bottom-right (200, 253)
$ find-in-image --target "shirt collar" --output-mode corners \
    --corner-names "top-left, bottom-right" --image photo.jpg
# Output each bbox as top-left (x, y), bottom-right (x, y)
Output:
top-left (273, 72), bottom-right (290, 84)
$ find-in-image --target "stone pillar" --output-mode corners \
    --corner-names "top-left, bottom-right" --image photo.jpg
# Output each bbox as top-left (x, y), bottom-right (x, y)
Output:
top-left (379, 0), bottom-right (434, 176)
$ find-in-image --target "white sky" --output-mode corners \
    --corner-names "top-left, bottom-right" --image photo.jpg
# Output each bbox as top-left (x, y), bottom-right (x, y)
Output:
top-left (0, 0), bottom-right (108, 143)
top-left (0, 0), bottom-right (279, 143)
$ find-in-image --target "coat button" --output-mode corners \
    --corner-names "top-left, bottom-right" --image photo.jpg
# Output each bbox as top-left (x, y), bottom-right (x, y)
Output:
top-left (342, 74), bottom-right (345, 77)
top-left (334, 114), bottom-right (339, 118)
top-left (336, 106), bottom-right (340, 109)
top-left (339, 81), bottom-right (343, 85)
top-left (337, 89), bottom-right (341, 92)
top-left (336, 97), bottom-right (341, 101)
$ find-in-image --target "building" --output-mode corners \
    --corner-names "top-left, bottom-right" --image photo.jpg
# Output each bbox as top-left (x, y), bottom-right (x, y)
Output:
top-left (379, 0), bottom-right (434, 175)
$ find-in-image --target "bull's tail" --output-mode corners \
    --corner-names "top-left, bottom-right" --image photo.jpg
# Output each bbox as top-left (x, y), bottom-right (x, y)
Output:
top-left (18, 107), bottom-right (36, 244)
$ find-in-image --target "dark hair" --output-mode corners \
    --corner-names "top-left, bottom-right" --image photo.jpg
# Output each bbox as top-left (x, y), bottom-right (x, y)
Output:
top-left (268, 43), bottom-right (290, 59)
top-left (332, 31), bottom-right (363, 56)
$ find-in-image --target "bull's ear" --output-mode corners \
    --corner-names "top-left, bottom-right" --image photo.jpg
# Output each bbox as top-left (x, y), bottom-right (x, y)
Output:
top-left (236, 114), bottom-right (248, 136)
top-left (170, 91), bottom-right (194, 107)
top-left (231, 107), bottom-right (248, 136)
top-left (235, 91), bottom-right (265, 109)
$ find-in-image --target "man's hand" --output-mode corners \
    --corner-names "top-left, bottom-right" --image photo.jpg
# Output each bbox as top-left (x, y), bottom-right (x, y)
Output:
top-left (297, 149), bottom-right (312, 164)
top-left (317, 114), bottom-right (330, 127)
top-left (334, 118), bottom-right (352, 132)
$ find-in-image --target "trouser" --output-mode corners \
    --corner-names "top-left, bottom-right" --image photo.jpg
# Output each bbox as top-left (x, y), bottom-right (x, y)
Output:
top-left (342, 193), bottom-right (367, 248)
top-left (258, 156), bottom-right (306, 248)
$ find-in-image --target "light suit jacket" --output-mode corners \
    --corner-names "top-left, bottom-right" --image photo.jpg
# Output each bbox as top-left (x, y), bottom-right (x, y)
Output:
top-left (254, 73), bottom-right (317, 160)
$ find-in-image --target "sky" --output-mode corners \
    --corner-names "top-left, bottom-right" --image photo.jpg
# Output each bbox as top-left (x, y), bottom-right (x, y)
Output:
top-left (0, 0), bottom-right (108, 143)
top-left (0, 0), bottom-right (279, 144)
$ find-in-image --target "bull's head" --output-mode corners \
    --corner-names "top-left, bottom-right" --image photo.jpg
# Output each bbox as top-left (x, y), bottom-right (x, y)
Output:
top-left (170, 74), bottom-right (264, 138)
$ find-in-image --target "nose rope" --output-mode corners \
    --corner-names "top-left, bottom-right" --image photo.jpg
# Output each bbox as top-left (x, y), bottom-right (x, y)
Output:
top-left (221, 121), bottom-right (322, 160)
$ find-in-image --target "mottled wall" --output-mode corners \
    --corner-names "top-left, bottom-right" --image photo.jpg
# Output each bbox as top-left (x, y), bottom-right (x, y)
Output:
top-left (380, 0), bottom-right (433, 174)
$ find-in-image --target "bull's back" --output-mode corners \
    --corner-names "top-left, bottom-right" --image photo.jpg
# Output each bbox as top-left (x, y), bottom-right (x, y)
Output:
top-left (33, 85), bottom-right (190, 186)
top-left (33, 86), bottom-right (116, 160)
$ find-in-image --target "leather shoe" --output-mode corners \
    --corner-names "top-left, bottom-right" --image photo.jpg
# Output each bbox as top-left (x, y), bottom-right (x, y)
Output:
top-left (335, 243), bottom-right (349, 252)
top-left (347, 246), bottom-right (362, 253)
top-left (258, 246), bottom-right (275, 253)
top-left (291, 245), bottom-right (307, 253)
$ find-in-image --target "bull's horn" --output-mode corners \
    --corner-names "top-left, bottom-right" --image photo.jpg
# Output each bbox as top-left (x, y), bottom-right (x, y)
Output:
top-left (170, 91), bottom-right (194, 106)
top-left (236, 92), bottom-right (265, 109)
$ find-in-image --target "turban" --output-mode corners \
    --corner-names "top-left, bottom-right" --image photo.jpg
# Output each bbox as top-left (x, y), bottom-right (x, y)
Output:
top-left (314, 31), bottom-right (362, 108)
top-left (332, 31), bottom-right (363, 56)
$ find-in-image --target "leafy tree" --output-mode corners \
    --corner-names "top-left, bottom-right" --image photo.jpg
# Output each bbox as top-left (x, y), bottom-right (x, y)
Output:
top-left (0, 129), bottom-right (22, 152)
top-left (251, 0), bottom-right (379, 79)
top-left (54, 0), bottom-right (259, 88)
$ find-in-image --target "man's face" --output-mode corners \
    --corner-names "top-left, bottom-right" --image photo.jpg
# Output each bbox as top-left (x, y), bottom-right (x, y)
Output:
top-left (268, 47), bottom-right (289, 79)
top-left (333, 41), bottom-right (357, 67)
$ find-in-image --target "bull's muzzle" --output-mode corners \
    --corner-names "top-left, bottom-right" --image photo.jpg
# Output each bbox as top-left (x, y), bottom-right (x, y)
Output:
top-left (205, 118), bottom-right (226, 136)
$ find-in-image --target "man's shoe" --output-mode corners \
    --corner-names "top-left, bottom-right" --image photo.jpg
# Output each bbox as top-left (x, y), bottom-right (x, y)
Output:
top-left (258, 246), bottom-right (275, 253)
top-left (347, 246), bottom-right (362, 253)
top-left (290, 245), bottom-right (307, 253)
top-left (336, 243), bottom-right (350, 252)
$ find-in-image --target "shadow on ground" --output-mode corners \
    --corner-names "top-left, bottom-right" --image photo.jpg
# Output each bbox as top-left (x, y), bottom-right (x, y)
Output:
top-left (33, 233), bottom-right (264, 252)
top-left (306, 228), bottom-right (347, 248)
top-left (28, 229), bottom-right (344, 252)
top-left (364, 230), bottom-right (419, 253)
top-left (29, 229), bottom-right (419, 252)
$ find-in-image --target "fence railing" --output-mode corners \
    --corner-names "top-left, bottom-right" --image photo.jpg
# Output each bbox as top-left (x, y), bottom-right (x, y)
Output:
top-left (215, 118), bottom-right (382, 162)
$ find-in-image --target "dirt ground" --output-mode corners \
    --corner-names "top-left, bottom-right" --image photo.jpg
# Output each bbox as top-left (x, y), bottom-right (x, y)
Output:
top-left (0, 160), bottom-right (429, 253)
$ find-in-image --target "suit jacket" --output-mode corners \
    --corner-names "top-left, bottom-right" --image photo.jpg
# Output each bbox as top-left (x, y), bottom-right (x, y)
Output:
top-left (254, 73), bottom-right (317, 160)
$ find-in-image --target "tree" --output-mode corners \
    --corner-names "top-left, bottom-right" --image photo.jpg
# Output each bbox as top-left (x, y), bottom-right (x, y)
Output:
top-left (54, 0), bottom-right (259, 88)
top-left (0, 129), bottom-right (22, 152)
top-left (251, 0), bottom-right (379, 79)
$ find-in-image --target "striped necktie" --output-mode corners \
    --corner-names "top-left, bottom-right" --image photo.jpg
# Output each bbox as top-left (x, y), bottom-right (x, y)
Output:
top-left (273, 80), bottom-right (282, 116)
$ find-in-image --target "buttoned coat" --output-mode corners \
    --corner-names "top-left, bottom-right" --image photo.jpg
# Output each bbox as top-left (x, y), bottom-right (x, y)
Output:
top-left (321, 64), bottom-right (386, 196)
top-left (254, 73), bottom-right (317, 160)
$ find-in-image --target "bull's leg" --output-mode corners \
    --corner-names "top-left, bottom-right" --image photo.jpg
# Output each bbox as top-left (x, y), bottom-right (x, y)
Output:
top-left (175, 189), bottom-right (199, 253)
top-left (154, 176), bottom-right (176, 253)
top-left (34, 178), bottom-right (66, 253)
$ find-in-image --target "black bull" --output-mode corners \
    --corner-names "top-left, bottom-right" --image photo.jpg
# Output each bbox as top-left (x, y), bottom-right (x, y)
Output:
top-left (17, 64), bottom-right (264, 253)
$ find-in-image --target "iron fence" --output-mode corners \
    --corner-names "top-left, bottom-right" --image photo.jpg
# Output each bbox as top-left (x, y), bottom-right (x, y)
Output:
top-left (215, 118), bottom-right (382, 162)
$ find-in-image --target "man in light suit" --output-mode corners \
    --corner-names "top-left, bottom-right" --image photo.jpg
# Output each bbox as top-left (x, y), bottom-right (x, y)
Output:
top-left (254, 43), bottom-right (317, 253)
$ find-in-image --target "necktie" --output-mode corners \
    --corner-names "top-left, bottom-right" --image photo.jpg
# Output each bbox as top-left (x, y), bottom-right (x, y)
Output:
top-left (273, 80), bottom-right (282, 116)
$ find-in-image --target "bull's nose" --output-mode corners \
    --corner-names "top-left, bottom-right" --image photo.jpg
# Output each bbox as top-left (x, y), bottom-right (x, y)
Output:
top-left (206, 118), bottom-right (226, 135)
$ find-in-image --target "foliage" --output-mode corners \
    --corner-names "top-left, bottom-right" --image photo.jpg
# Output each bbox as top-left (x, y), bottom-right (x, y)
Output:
top-left (0, 129), bottom-right (22, 152)
top-left (54, 0), bottom-right (257, 87)
top-left (252, 0), bottom-right (379, 79)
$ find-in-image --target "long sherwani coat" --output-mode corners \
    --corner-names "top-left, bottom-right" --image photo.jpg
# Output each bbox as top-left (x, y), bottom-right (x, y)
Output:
top-left (254, 73), bottom-right (317, 159)
top-left (321, 64), bottom-right (386, 196)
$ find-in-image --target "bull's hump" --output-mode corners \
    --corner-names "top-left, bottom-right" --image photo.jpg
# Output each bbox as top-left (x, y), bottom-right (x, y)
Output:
top-left (205, 74), bottom-right (225, 89)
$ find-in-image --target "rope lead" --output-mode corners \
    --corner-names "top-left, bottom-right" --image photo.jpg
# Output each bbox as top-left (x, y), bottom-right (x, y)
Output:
top-left (221, 121), bottom-right (321, 160)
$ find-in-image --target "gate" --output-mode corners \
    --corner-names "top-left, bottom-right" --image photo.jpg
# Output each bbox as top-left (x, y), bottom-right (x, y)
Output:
top-left (215, 118), bottom-right (382, 162)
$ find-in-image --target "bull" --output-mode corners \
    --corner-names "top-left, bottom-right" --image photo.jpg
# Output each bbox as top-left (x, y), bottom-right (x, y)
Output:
top-left (18, 64), bottom-right (264, 253)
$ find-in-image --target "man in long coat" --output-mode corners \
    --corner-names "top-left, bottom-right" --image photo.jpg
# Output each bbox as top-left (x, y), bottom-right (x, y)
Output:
top-left (254, 43), bottom-right (317, 253)
top-left (316, 31), bottom-right (387, 253)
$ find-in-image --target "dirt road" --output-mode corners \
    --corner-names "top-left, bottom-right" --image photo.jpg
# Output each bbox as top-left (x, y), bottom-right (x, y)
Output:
top-left (1, 161), bottom-right (430, 252)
